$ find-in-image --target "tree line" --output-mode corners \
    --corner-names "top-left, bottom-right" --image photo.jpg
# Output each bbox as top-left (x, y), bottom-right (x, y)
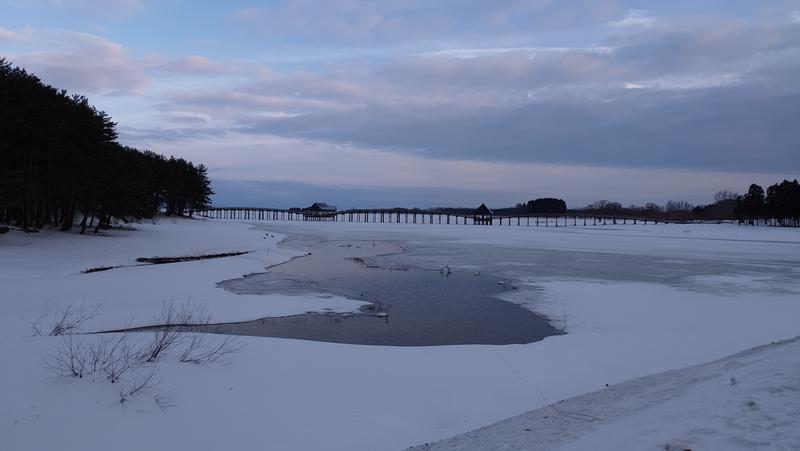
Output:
top-left (495, 180), bottom-right (798, 227)
top-left (735, 181), bottom-right (800, 227)
top-left (575, 180), bottom-right (799, 226)
top-left (0, 58), bottom-right (212, 232)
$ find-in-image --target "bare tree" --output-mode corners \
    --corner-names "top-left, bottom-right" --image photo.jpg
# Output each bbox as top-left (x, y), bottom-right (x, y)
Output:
top-left (714, 190), bottom-right (739, 203)
top-left (665, 200), bottom-right (694, 212)
top-left (643, 203), bottom-right (663, 213)
top-left (587, 200), bottom-right (622, 211)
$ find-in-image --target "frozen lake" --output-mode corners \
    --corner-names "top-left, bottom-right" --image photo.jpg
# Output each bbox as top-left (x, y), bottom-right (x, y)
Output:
top-left (213, 238), bottom-right (559, 345)
top-left (250, 222), bottom-right (800, 298)
top-left (206, 221), bottom-right (799, 348)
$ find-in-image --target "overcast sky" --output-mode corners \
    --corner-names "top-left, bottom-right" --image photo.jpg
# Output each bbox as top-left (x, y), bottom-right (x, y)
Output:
top-left (2, 0), bottom-right (798, 208)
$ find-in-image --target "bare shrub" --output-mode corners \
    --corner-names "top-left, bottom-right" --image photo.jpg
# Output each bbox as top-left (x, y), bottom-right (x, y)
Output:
top-left (43, 301), bottom-right (241, 409)
top-left (44, 335), bottom-right (88, 378)
top-left (27, 304), bottom-right (101, 336)
top-left (45, 334), bottom-right (162, 407)
top-left (140, 301), bottom-right (211, 362)
top-left (97, 335), bottom-right (142, 383)
top-left (117, 368), bottom-right (160, 407)
top-left (44, 334), bottom-right (145, 382)
top-left (180, 334), bottom-right (242, 364)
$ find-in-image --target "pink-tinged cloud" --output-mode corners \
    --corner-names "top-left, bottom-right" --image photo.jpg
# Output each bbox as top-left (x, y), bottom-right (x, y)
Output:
top-left (155, 55), bottom-right (240, 75)
top-left (10, 30), bottom-right (149, 95)
top-left (5, 29), bottom-right (247, 95)
top-left (0, 26), bottom-right (18, 41)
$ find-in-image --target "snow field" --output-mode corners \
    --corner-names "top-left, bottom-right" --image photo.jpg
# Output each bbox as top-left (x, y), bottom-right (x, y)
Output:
top-left (1, 218), bottom-right (799, 450)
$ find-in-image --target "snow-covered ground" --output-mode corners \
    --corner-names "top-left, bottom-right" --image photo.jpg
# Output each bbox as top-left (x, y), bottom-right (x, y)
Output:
top-left (1, 218), bottom-right (799, 450)
top-left (410, 336), bottom-right (800, 451)
top-left (0, 218), bottom-right (369, 333)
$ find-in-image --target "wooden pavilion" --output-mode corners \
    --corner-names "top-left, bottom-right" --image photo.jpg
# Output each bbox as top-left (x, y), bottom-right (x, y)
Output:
top-left (472, 203), bottom-right (493, 225)
top-left (301, 202), bottom-right (337, 221)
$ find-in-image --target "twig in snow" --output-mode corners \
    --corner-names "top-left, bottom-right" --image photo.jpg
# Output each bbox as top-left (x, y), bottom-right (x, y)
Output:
top-left (118, 368), bottom-right (160, 407)
top-left (26, 304), bottom-right (101, 336)
top-left (179, 334), bottom-right (242, 364)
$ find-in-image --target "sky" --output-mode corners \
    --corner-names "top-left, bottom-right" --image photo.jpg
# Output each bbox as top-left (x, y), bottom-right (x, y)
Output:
top-left (1, 0), bottom-right (799, 209)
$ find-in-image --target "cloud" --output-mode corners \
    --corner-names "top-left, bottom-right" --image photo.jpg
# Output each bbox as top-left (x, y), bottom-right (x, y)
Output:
top-left (0, 26), bottom-right (19, 41)
top-left (209, 179), bottom-right (523, 210)
top-left (4, 28), bottom-right (245, 95)
top-left (144, 18), bottom-right (800, 174)
top-left (10, 30), bottom-right (149, 95)
top-left (17, 0), bottom-right (146, 17)
top-left (227, 0), bottom-right (624, 42)
top-left (154, 55), bottom-right (240, 76)
top-left (240, 86), bottom-right (799, 173)
top-left (7, 2), bottom-right (798, 186)
top-left (609, 9), bottom-right (655, 29)
top-left (140, 131), bottom-right (795, 208)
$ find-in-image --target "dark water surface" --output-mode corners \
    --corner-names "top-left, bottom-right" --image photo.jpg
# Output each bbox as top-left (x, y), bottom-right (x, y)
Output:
top-left (207, 239), bottom-right (558, 346)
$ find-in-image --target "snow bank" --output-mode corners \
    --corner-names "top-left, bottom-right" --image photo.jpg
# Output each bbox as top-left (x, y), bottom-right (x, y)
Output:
top-left (409, 336), bottom-right (800, 450)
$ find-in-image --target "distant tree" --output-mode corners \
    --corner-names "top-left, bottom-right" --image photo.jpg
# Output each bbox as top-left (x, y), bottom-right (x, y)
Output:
top-left (527, 198), bottom-right (567, 214)
top-left (766, 179), bottom-right (800, 227)
top-left (734, 196), bottom-right (745, 223)
top-left (694, 196), bottom-right (738, 221)
top-left (741, 184), bottom-right (766, 224)
top-left (665, 200), bottom-right (694, 212)
top-left (643, 203), bottom-right (663, 213)
top-left (588, 200), bottom-right (622, 212)
top-left (714, 190), bottom-right (739, 203)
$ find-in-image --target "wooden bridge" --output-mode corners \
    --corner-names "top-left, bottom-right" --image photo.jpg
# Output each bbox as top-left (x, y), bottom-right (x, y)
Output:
top-left (195, 207), bottom-right (662, 227)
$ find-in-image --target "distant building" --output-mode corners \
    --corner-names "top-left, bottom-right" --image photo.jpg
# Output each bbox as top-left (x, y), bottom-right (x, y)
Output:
top-left (473, 203), bottom-right (493, 225)
top-left (302, 202), bottom-right (337, 221)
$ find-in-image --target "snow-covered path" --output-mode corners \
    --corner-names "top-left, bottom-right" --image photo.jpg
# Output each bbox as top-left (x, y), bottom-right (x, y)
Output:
top-left (409, 336), bottom-right (800, 451)
top-left (1, 219), bottom-right (799, 450)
